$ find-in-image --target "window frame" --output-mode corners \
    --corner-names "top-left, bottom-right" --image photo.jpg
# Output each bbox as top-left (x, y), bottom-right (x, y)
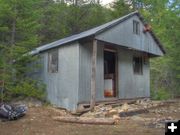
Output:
top-left (133, 20), bottom-right (140, 35)
top-left (48, 50), bottom-right (59, 73)
top-left (133, 56), bottom-right (143, 75)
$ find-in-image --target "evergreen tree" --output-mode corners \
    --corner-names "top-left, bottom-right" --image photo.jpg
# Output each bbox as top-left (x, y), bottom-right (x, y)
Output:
top-left (0, 0), bottom-right (45, 100)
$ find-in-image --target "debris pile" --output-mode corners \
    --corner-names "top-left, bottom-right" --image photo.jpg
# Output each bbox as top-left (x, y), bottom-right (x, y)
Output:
top-left (52, 99), bottom-right (179, 126)
top-left (81, 99), bottom-right (164, 119)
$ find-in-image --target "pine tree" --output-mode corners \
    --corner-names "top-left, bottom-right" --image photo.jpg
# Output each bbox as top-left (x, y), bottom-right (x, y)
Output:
top-left (0, 0), bottom-right (45, 100)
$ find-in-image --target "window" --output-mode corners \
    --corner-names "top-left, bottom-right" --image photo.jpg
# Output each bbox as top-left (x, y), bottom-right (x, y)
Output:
top-left (48, 50), bottom-right (58, 73)
top-left (133, 20), bottom-right (140, 35)
top-left (133, 56), bottom-right (143, 74)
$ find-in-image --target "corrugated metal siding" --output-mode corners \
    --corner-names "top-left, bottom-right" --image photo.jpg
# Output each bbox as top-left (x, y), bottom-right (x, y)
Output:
top-left (118, 48), bottom-right (150, 98)
top-left (30, 13), bottom-right (160, 110)
top-left (96, 44), bottom-right (104, 101)
top-left (78, 42), bottom-right (91, 102)
top-left (78, 42), bottom-right (104, 103)
top-left (78, 42), bottom-right (150, 103)
top-left (36, 41), bottom-right (150, 110)
top-left (96, 15), bottom-right (164, 56)
top-left (41, 42), bottom-right (79, 111)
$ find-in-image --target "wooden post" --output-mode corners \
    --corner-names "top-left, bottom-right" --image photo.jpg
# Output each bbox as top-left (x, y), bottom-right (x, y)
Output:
top-left (90, 39), bottom-right (97, 110)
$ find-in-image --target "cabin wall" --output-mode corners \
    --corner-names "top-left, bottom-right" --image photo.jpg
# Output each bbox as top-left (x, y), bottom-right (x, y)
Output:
top-left (78, 42), bottom-right (150, 103)
top-left (40, 42), bottom-right (79, 111)
top-left (78, 42), bottom-right (104, 103)
top-left (35, 42), bottom-right (150, 109)
top-left (118, 48), bottom-right (150, 98)
top-left (96, 15), bottom-right (163, 56)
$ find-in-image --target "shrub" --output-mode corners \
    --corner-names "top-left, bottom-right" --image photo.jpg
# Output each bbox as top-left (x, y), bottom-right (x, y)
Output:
top-left (8, 79), bottom-right (46, 100)
top-left (151, 88), bottom-right (171, 100)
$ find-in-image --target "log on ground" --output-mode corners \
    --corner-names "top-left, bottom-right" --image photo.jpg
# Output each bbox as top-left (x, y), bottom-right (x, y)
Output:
top-left (53, 116), bottom-right (115, 125)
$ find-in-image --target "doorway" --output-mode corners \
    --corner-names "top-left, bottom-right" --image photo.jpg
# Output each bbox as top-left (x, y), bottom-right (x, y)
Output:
top-left (104, 48), bottom-right (117, 98)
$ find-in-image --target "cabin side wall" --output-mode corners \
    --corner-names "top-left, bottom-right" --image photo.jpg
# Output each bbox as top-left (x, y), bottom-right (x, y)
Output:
top-left (39, 42), bottom-right (79, 111)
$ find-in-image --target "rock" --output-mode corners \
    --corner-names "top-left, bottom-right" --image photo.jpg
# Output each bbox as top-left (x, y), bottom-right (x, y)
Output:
top-left (113, 115), bottom-right (120, 120)
top-left (105, 109), bottom-right (118, 117)
top-left (113, 115), bottom-right (120, 123)
top-left (136, 100), bottom-right (141, 104)
top-left (76, 104), bottom-right (85, 112)
top-left (121, 103), bottom-right (129, 112)
top-left (156, 123), bottom-right (164, 129)
top-left (109, 109), bottom-right (118, 114)
top-left (10, 97), bottom-right (43, 107)
top-left (118, 109), bottom-right (123, 113)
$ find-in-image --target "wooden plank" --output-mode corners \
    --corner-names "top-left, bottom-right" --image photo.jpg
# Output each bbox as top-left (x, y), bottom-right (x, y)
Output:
top-left (90, 39), bottom-right (97, 110)
top-left (53, 116), bottom-right (115, 125)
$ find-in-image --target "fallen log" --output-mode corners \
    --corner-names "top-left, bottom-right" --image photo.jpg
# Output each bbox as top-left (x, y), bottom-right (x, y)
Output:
top-left (53, 116), bottom-right (115, 125)
top-left (119, 109), bottom-right (149, 117)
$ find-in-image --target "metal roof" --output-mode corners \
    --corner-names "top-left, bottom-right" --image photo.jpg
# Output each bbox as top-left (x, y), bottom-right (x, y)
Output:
top-left (30, 11), bottom-right (165, 55)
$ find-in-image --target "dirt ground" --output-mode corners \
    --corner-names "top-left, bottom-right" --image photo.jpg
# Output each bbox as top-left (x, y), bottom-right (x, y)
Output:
top-left (0, 99), bottom-right (180, 135)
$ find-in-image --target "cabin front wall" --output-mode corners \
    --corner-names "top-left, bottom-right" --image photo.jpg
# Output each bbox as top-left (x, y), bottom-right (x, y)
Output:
top-left (78, 42), bottom-right (150, 104)
top-left (79, 42), bottom-right (104, 103)
top-left (118, 47), bottom-right (150, 98)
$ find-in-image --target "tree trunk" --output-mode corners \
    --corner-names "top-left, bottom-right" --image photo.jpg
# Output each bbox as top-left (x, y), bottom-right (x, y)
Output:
top-left (90, 39), bottom-right (97, 110)
top-left (74, 0), bottom-right (77, 5)
top-left (11, 3), bottom-right (17, 46)
top-left (11, 19), bottom-right (16, 45)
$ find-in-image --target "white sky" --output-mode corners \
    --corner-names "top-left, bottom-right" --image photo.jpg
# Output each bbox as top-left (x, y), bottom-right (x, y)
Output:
top-left (101, 0), bottom-right (115, 5)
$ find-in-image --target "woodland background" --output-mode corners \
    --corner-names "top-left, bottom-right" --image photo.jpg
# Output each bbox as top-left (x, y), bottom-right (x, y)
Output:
top-left (0, 0), bottom-right (179, 100)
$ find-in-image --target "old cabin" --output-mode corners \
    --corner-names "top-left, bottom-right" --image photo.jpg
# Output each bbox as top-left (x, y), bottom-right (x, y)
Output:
top-left (30, 11), bottom-right (165, 111)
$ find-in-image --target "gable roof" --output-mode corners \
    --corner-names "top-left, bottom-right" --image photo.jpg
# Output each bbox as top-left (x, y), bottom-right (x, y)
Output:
top-left (30, 11), bottom-right (165, 55)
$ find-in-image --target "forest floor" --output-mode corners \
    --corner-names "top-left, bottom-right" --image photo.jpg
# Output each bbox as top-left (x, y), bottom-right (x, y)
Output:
top-left (0, 99), bottom-right (180, 135)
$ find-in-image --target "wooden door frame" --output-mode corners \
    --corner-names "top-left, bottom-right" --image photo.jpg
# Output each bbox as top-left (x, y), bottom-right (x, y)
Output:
top-left (103, 46), bottom-right (118, 98)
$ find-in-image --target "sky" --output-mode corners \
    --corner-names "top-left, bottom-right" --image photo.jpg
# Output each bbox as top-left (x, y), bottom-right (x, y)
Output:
top-left (101, 0), bottom-right (115, 5)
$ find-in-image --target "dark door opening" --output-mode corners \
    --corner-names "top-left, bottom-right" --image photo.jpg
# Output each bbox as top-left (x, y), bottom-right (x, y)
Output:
top-left (104, 49), bottom-right (117, 98)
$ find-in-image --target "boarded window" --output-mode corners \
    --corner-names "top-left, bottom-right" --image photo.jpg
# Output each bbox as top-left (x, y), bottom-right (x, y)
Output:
top-left (133, 20), bottom-right (140, 35)
top-left (133, 56), bottom-right (143, 74)
top-left (48, 50), bottom-right (58, 73)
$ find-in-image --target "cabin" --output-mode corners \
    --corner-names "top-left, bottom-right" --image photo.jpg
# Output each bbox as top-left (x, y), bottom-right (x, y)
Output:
top-left (30, 11), bottom-right (165, 112)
